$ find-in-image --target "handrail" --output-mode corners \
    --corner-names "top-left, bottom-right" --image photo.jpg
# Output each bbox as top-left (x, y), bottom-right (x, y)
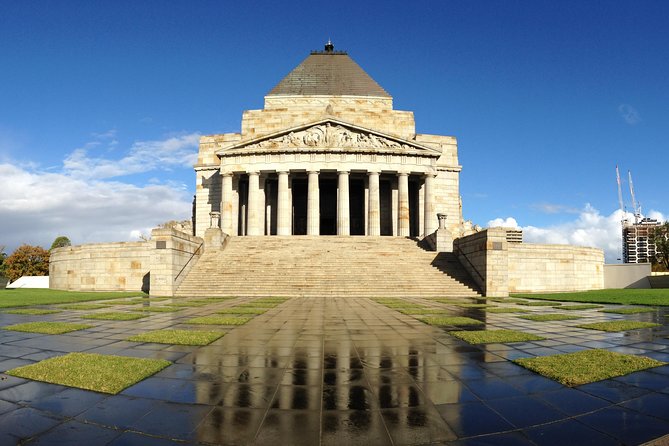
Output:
top-left (454, 245), bottom-right (484, 284)
top-left (174, 242), bottom-right (204, 282)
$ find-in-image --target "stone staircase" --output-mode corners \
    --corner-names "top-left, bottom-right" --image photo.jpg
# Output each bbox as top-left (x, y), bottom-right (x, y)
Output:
top-left (175, 236), bottom-right (481, 298)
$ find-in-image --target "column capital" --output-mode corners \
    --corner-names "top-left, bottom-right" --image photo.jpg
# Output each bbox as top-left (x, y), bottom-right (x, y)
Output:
top-left (367, 169), bottom-right (381, 175)
top-left (397, 171), bottom-right (409, 177)
top-left (424, 171), bottom-right (437, 178)
top-left (220, 171), bottom-right (234, 177)
top-left (276, 170), bottom-right (290, 175)
top-left (307, 169), bottom-right (320, 175)
top-left (338, 169), bottom-right (350, 174)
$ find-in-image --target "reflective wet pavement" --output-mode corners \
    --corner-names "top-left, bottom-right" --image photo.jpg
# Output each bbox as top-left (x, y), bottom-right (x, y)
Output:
top-left (0, 296), bottom-right (669, 445)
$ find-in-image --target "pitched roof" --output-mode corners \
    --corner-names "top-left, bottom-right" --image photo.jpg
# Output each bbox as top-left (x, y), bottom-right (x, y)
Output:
top-left (267, 50), bottom-right (391, 98)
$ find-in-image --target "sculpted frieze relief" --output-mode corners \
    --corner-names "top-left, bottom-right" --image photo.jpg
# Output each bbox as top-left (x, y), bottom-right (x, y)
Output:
top-left (238, 123), bottom-right (426, 153)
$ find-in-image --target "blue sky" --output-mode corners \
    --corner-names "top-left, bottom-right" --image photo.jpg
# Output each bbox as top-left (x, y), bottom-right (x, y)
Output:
top-left (1, 1), bottom-right (667, 262)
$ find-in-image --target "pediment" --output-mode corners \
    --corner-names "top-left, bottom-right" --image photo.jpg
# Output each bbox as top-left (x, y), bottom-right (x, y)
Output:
top-left (216, 119), bottom-right (441, 157)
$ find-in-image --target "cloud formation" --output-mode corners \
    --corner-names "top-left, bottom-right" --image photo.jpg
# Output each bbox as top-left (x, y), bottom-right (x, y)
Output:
top-left (63, 133), bottom-right (200, 179)
top-left (0, 133), bottom-right (199, 252)
top-left (618, 104), bottom-right (641, 125)
top-left (488, 205), bottom-right (667, 263)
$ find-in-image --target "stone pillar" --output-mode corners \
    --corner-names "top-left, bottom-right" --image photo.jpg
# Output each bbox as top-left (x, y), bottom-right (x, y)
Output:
top-left (220, 173), bottom-right (233, 235)
top-left (246, 171), bottom-right (261, 235)
top-left (337, 170), bottom-right (350, 236)
top-left (398, 172), bottom-right (410, 237)
top-left (307, 170), bottom-right (320, 235)
top-left (367, 171), bottom-right (380, 236)
top-left (277, 171), bottom-right (291, 236)
top-left (423, 173), bottom-right (437, 236)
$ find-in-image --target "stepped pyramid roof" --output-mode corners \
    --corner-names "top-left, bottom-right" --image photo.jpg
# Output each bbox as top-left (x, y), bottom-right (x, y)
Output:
top-left (267, 42), bottom-right (391, 98)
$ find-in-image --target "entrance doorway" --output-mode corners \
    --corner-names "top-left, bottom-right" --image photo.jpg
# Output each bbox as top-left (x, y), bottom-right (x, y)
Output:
top-left (319, 178), bottom-right (337, 235)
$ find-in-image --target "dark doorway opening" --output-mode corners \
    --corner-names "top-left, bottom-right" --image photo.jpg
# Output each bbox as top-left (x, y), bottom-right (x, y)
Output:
top-left (320, 178), bottom-right (337, 235)
top-left (292, 178), bottom-right (307, 235)
top-left (380, 179), bottom-right (393, 236)
top-left (350, 178), bottom-right (365, 235)
top-left (409, 179), bottom-right (420, 238)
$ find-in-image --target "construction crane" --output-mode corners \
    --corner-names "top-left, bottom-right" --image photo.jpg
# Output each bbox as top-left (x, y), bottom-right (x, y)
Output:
top-left (616, 165), bottom-right (626, 224)
top-left (628, 170), bottom-right (641, 224)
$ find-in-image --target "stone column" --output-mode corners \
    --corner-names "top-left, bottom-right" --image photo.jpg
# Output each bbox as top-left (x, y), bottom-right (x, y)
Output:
top-left (337, 170), bottom-right (350, 236)
top-left (423, 173), bottom-right (437, 236)
top-left (367, 171), bottom-right (380, 236)
top-left (307, 170), bottom-right (320, 235)
top-left (246, 171), bottom-right (261, 235)
top-left (220, 173), bottom-right (233, 235)
top-left (398, 172), bottom-right (410, 237)
top-left (277, 171), bottom-right (291, 236)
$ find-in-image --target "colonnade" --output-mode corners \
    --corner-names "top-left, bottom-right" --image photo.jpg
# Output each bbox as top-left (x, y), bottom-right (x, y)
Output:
top-left (220, 170), bottom-right (437, 237)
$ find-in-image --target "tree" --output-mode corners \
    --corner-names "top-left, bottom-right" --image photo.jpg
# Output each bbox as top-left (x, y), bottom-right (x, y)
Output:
top-left (653, 222), bottom-right (669, 270)
top-left (50, 236), bottom-right (71, 250)
top-left (0, 245), bottom-right (7, 277)
top-left (3, 245), bottom-right (50, 282)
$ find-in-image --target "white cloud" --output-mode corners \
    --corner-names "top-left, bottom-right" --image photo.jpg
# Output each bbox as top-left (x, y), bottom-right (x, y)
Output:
top-left (487, 217), bottom-right (520, 228)
top-left (0, 133), bottom-right (198, 252)
top-left (531, 202), bottom-right (580, 214)
top-left (618, 104), bottom-right (641, 125)
top-left (488, 205), bottom-right (668, 263)
top-left (63, 132), bottom-right (200, 180)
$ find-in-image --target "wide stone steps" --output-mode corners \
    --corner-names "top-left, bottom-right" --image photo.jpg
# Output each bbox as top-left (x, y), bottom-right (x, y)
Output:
top-left (175, 236), bottom-right (481, 298)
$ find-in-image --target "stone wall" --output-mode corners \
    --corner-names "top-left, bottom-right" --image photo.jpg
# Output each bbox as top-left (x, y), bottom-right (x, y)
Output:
top-left (453, 228), bottom-right (604, 297)
top-left (603, 264), bottom-right (652, 289)
top-left (50, 242), bottom-right (151, 292)
top-left (508, 244), bottom-right (604, 293)
top-left (49, 228), bottom-right (204, 296)
top-left (149, 227), bottom-right (204, 297)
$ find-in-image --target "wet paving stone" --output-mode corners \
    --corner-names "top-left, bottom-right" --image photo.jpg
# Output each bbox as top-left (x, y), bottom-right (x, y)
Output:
top-left (0, 296), bottom-right (667, 444)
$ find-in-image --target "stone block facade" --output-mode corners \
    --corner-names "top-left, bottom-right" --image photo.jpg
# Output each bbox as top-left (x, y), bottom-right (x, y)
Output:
top-left (454, 228), bottom-right (604, 297)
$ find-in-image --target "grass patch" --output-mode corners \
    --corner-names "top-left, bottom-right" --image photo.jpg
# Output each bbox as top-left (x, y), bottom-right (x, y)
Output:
top-left (189, 298), bottom-right (235, 304)
top-left (485, 308), bottom-right (530, 314)
top-left (6, 352), bottom-right (170, 394)
top-left (253, 298), bottom-right (289, 303)
top-left (0, 289), bottom-right (144, 308)
top-left (2, 309), bottom-right (61, 315)
top-left (398, 309), bottom-right (450, 315)
top-left (234, 302), bottom-right (281, 308)
top-left (127, 329), bottom-right (225, 346)
top-left (81, 312), bottom-right (148, 321)
top-left (517, 301), bottom-right (561, 307)
top-left (512, 289), bottom-right (669, 306)
top-left (560, 305), bottom-right (604, 311)
top-left (577, 321), bottom-right (660, 332)
top-left (168, 302), bottom-right (209, 308)
top-left (58, 304), bottom-right (108, 310)
top-left (453, 303), bottom-right (493, 309)
top-left (130, 306), bottom-right (182, 313)
top-left (380, 303), bottom-right (426, 310)
top-left (519, 314), bottom-right (581, 322)
top-left (216, 308), bottom-right (267, 315)
top-left (418, 316), bottom-right (483, 326)
top-left (600, 307), bottom-right (656, 315)
top-left (514, 349), bottom-right (666, 386)
top-left (3, 322), bottom-right (92, 334)
top-left (186, 315), bottom-right (252, 325)
top-left (450, 329), bottom-right (546, 344)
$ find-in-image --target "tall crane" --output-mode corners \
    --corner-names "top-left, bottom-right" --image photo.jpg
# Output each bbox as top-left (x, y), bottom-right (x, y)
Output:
top-left (616, 165), bottom-right (626, 223)
top-left (628, 170), bottom-right (641, 224)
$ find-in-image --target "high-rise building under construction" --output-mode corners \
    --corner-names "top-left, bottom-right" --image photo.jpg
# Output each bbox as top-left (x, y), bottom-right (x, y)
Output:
top-left (623, 218), bottom-right (660, 263)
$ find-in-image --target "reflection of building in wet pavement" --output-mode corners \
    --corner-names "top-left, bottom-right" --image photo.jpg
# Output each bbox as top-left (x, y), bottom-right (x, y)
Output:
top-left (189, 297), bottom-right (468, 444)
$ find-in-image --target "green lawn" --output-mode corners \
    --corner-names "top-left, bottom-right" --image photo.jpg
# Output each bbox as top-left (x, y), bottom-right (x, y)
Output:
top-left (519, 314), bottom-right (582, 322)
top-left (127, 329), bottom-right (225, 345)
top-left (3, 322), bottom-right (93, 334)
top-left (600, 307), bottom-right (657, 314)
top-left (186, 315), bottom-right (253, 325)
top-left (514, 349), bottom-right (666, 386)
top-left (0, 289), bottom-right (144, 308)
top-left (7, 352), bottom-right (170, 394)
top-left (577, 321), bottom-right (661, 332)
top-left (450, 329), bottom-right (545, 344)
top-left (418, 316), bottom-right (484, 326)
top-left (81, 312), bottom-right (148, 321)
top-left (512, 289), bottom-right (669, 306)
top-left (2, 309), bottom-right (61, 315)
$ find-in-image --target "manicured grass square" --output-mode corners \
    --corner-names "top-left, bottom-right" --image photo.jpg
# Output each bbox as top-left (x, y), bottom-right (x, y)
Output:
top-left (600, 307), bottom-right (656, 315)
top-left (6, 352), bottom-right (170, 394)
top-left (577, 321), bottom-right (660, 332)
top-left (518, 301), bottom-right (561, 307)
top-left (514, 349), bottom-right (666, 386)
top-left (81, 312), bottom-right (148, 321)
top-left (58, 304), bottom-right (108, 310)
top-left (560, 305), bottom-right (604, 311)
top-left (168, 302), bottom-right (209, 308)
top-left (216, 308), bottom-right (267, 315)
top-left (3, 322), bottom-right (92, 334)
top-left (131, 306), bottom-right (182, 313)
top-left (127, 329), bottom-right (225, 345)
top-left (450, 329), bottom-right (546, 344)
top-left (518, 314), bottom-right (581, 322)
top-left (418, 316), bottom-right (483, 326)
top-left (190, 298), bottom-right (235, 304)
top-left (453, 303), bottom-right (493, 309)
top-left (3, 309), bottom-right (61, 315)
top-left (398, 309), bottom-right (449, 315)
top-left (186, 315), bottom-right (252, 325)
top-left (485, 308), bottom-right (530, 314)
